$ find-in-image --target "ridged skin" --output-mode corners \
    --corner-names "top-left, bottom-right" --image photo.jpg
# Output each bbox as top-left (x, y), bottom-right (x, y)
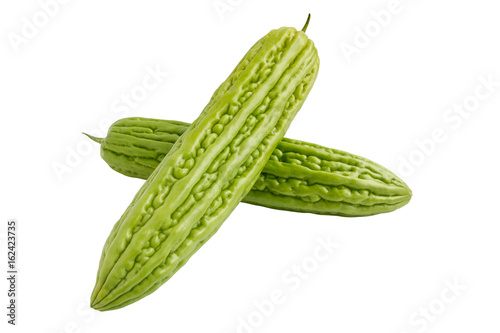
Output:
top-left (89, 118), bottom-right (412, 217)
top-left (91, 26), bottom-right (320, 311)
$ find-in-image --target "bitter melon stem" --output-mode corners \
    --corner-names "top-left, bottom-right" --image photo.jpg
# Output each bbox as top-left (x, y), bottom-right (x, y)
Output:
top-left (83, 132), bottom-right (103, 144)
top-left (301, 14), bottom-right (311, 32)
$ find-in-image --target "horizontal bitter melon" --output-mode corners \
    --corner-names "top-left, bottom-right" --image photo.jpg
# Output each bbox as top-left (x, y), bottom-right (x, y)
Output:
top-left (85, 117), bottom-right (412, 217)
top-left (90, 19), bottom-right (320, 311)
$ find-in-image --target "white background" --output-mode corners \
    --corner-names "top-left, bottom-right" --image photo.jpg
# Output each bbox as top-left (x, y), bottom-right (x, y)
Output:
top-left (1, 0), bottom-right (499, 332)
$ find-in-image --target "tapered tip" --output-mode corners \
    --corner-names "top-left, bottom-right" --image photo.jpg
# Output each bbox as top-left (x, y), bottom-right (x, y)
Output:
top-left (83, 132), bottom-right (103, 144)
top-left (301, 14), bottom-right (311, 32)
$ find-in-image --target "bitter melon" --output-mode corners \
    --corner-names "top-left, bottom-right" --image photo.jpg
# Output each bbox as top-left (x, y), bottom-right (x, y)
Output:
top-left (91, 18), bottom-right (319, 311)
top-left (85, 117), bottom-right (412, 216)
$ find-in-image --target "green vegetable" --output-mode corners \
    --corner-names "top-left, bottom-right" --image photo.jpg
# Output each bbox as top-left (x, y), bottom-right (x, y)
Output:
top-left (86, 117), bottom-right (412, 216)
top-left (90, 18), bottom-right (320, 311)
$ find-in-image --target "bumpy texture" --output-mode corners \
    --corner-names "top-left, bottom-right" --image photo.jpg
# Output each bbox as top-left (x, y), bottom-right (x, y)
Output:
top-left (91, 26), bottom-right (320, 311)
top-left (248, 138), bottom-right (411, 216)
top-left (87, 117), bottom-right (411, 217)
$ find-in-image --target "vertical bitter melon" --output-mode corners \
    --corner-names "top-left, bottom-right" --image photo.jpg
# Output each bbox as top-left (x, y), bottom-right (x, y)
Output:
top-left (90, 18), bottom-right (320, 310)
top-left (85, 117), bottom-right (412, 216)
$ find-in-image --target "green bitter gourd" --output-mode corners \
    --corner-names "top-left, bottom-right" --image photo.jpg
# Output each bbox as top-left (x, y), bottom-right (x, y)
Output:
top-left (91, 18), bottom-right (319, 311)
top-left (85, 117), bottom-right (412, 217)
